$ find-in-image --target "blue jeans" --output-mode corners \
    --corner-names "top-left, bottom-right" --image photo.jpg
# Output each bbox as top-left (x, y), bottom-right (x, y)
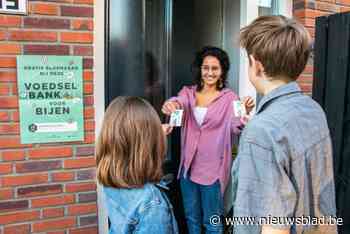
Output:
top-left (180, 176), bottom-right (223, 234)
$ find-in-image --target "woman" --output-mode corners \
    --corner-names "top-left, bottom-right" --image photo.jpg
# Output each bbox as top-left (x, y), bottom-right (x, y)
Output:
top-left (96, 96), bottom-right (178, 234)
top-left (162, 46), bottom-right (254, 233)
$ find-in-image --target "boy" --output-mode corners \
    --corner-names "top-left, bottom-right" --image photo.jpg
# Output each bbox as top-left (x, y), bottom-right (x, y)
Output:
top-left (231, 15), bottom-right (337, 234)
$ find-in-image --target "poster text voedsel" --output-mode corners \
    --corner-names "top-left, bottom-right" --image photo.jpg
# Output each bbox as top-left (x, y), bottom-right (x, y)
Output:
top-left (17, 55), bottom-right (84, 144)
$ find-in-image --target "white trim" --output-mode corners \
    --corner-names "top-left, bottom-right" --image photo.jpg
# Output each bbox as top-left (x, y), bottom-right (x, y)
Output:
top-left (239, 0), bottom-right (258, 102)
top-left (279, 0), bottom-right (293, 18)
top-left (94, 1), bottom-right (107, 234)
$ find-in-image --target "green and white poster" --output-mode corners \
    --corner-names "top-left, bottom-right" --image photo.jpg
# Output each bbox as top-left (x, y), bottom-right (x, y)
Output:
top-left (17, 55), bottom-right (84, 144)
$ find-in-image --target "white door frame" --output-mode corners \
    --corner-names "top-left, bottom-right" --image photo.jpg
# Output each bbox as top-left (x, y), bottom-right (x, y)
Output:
top-left (94, 0), bottom-right (107, 234)
top-left (238, 0), bottom-right (293, 101)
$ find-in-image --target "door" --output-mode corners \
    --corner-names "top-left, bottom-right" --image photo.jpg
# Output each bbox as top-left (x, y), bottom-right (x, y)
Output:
top-left (105, 0), bottom-right (171, 113)
top-left (105, 0), bottom-right (238, 232)
top-left (313, 13), bottom-right (350, 234)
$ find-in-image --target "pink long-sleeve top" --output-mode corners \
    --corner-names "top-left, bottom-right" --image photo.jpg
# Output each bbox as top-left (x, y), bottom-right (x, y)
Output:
top-left (168, 85), bottom-right (243, 194)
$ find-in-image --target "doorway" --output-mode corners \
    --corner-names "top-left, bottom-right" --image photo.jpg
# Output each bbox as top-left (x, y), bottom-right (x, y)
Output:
top-left (105, 0), bottom-right (240, 106)
top-left (105, 0), bottom-right (241, 232)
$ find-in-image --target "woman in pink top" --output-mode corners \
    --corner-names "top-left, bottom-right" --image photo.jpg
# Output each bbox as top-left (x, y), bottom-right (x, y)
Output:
top-left (162, 46), bottom-right (254, 234)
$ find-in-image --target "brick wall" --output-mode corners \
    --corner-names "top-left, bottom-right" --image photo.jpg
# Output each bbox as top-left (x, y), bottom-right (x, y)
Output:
top-left (294, 0), bottom-right (350, 94)
top-left (0, 1), bottom-right (97, 234)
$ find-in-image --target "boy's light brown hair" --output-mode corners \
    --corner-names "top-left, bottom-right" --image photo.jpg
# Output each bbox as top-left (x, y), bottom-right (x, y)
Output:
top-left (96, 96), bottom-right (166, 188)
top-left (240, 15), bottom-right (311, 80)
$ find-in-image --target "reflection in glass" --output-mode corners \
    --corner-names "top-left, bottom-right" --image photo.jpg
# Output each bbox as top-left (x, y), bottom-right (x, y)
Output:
top-left (144, 0), bottom-right (167, 117)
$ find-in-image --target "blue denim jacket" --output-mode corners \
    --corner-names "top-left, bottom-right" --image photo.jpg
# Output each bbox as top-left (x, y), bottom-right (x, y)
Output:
top-left (103, 182), bottom-right (179, 234)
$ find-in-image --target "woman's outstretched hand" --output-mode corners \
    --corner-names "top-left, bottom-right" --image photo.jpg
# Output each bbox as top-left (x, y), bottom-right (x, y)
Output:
top-left (242, 96), bottom-right (255, 115)
top-left (161, 101), bottom-right (181, 115)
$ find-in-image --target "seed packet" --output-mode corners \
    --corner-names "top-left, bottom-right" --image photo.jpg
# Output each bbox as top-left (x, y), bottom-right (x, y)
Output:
top-left (169, 109), bottom-right (183, 127)
top-left (233, 101), bottom-right (246, 117)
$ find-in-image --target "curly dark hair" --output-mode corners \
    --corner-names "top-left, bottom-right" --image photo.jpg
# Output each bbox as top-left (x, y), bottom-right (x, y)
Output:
top-left (191, 46), bottom-right (230, 91)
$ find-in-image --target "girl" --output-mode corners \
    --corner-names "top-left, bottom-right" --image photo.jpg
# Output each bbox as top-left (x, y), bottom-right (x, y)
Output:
top-left (96, 96), bottom-right (178, 234)
top-left (162, 46), bottom-right (254, 233)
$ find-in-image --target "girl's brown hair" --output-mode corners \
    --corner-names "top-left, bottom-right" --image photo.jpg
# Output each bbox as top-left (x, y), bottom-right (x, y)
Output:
top-left (96, 96), bottom-right (166, 188)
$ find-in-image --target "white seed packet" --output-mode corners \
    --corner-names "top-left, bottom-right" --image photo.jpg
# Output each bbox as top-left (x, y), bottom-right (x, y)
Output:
top-left (233, 101), bottom-right (246, 117)
top-left (169, 109), bottom-right (184, 127)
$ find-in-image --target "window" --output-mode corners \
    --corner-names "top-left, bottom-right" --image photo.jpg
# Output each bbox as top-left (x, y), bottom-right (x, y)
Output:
top-left (258, 0), bottom-right (279, 16)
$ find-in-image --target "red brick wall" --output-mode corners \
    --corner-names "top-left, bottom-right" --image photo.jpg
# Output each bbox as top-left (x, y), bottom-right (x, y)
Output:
top-left (294, 0), bottom-right (350, 94)
top-left (0, 1), bottom-right (97, 234)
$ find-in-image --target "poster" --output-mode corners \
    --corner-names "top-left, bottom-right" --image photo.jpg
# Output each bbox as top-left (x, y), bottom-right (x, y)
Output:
top-left (17, 55), bottom-right (84, 144)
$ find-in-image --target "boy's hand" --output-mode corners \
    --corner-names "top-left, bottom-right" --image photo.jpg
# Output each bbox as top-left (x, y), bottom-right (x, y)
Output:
top-left (162, 101), bottom-right (181, 116)
top-left (242, 96), bottom-right (255, 114)
top-left (161, 124), bottom-right (173, 135)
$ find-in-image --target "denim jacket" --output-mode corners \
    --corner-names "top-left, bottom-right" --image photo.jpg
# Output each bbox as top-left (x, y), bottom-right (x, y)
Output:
top-left (103, 182), bottom-right (179, 234)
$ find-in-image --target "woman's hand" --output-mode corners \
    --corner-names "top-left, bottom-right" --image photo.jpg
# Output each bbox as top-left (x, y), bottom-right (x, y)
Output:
top-left (161, 124), bottom-right (173, 135)
top-left (161, 101), bottom-right (181, 116)
top-left (242, 96), bottom-right (255, 115)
